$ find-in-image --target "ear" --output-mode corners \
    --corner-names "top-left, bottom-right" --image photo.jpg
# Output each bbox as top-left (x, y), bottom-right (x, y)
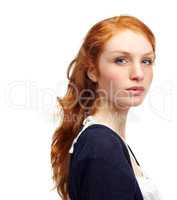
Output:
top-left (87, 67), bottom-right (98, 82)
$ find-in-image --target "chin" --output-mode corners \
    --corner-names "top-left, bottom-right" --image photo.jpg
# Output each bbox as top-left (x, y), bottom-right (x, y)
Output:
top-left (113, 95), bottom-right (144, 109)
top-left (127, 95), bottom-right (145, 107)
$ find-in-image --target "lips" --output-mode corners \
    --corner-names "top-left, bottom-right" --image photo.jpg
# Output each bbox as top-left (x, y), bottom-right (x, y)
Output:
top-left (126, 86), bottom-right (145, 96)
top-left (126, 86), bottom-right (145, 91)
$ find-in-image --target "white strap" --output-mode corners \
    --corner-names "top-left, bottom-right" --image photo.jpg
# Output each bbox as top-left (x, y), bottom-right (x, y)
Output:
top-left (68, 116), bottom-right (99, 153)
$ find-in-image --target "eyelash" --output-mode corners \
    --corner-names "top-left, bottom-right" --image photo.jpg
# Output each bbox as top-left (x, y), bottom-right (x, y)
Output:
top-left (114, 57), bottom-right (153, 65)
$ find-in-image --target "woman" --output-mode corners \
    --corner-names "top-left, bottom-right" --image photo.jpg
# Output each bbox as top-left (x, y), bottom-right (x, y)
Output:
top-left (51, 15), bottom-right (163, 200)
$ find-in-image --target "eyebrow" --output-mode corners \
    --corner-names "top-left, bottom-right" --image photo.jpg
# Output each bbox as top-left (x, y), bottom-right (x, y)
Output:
top-left (109, 50), bottom-right (155, 56)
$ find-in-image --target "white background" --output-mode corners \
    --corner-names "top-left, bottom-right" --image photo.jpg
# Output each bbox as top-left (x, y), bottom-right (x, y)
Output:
top-left (0, 0), bottom-right (176, 199)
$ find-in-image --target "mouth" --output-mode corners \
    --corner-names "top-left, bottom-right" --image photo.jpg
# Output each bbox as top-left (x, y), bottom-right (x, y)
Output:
top-left (126, 86), bottom-right (145, 96)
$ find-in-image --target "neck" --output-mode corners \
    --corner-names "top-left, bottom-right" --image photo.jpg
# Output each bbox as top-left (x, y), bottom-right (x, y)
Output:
top-left (91, 99), bottom-right (129, 141)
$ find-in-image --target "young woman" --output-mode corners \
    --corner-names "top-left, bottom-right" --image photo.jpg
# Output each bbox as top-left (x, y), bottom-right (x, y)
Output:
top-left (51, 15), bottom-right (163, 200)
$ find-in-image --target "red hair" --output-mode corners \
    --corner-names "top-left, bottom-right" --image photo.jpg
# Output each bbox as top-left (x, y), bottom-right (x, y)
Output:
top-left (50, 15), bottom-right (156, 200)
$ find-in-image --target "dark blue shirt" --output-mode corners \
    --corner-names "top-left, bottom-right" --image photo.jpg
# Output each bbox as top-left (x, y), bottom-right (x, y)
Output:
top-left (68, 124), bottom-right (144, 200)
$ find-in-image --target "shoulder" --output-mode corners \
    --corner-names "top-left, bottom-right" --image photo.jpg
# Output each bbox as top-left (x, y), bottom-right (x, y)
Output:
top-left (74, 124), bottom-right (125, 162)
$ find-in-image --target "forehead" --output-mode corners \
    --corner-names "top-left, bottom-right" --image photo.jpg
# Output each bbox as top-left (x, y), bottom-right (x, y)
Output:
top-left (103, 29), bottom-right (153, 56)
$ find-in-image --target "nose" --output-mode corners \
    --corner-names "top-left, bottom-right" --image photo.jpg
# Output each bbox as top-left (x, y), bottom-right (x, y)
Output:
top-left (130, 63), bottom-right (144, 81)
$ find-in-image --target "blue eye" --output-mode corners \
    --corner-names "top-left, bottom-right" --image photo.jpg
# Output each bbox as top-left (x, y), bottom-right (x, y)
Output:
top-left (142, 59), bottom-right (153, 65)
top-left (114, 57), bottom-right (154, 65)
top-left (114, 57), bottom-right (128, 65)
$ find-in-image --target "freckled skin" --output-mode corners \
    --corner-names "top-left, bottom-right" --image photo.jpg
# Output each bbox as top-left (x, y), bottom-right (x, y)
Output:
top-left (96, 29), bottom-right (154, 109)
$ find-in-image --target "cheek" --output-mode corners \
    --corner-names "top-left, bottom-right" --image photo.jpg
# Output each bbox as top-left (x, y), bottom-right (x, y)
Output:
top-left (99, 69), bottom-right (126, 93)
top-left (145, 69), bottom-right (153, 83)
top-left (101, 68), bottom-right (126, 84)
top-left (108, 72), bottom-right (122, 81)
top-left (98, 69), bottom-right (129, 104)
top-left (102, 69), bottom-right (121, 81)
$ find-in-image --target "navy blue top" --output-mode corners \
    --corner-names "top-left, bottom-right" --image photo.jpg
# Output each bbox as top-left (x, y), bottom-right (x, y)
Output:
top-left (68, 124), bottom-right (144, 200)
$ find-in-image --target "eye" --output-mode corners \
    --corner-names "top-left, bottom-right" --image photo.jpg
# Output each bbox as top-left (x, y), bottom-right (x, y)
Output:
top-left (142, 59), bottom-right (153, 65)
top-left (114, 57), bottom-right (128, 65)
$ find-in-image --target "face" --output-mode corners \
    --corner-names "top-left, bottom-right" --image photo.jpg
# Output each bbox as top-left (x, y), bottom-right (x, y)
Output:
top-left (94, 29), bottom-right (155, 110)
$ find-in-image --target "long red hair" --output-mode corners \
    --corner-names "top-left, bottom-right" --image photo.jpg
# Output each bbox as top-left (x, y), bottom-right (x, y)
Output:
top-left (50, 15), bottom-right (156, 200)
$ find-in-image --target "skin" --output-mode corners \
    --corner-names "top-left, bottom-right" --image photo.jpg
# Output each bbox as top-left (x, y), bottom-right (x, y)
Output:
top-left (87, 29), bottom-right (155, 141)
